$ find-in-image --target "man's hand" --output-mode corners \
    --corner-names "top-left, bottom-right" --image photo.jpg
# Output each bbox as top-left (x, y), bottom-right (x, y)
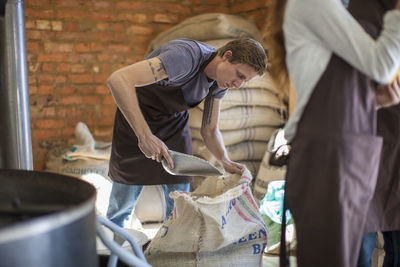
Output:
top-left (376, 75), bottom-right (400, 109)
top-left (220, 158), bottom-right (245, 175)
top-left (138, 133), bottom-right (174, 169)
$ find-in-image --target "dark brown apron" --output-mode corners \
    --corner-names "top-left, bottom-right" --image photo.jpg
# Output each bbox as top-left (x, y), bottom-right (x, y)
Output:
top-left (348, 0), bottom-right (400, 233)
top-left (284, 20), bottom-right (384, 267)
top-left (109, 54), bottom-right (216, 185)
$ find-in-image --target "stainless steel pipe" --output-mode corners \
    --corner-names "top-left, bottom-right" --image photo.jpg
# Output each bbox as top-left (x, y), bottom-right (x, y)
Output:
top-left (0, 0), bottom-right (33, 170)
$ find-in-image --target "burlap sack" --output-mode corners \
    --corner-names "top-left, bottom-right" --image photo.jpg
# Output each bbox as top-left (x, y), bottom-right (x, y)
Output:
top-left (195, 88), bottom-right (283, 111)
top-left (253, 151), bottom-right (286, 204)
top-left (145, 169), bottom-right (268, 267)
top-left (192, 139), bottom-right (267, 162)
top-left (232, 74), bottom-right (280, 95)
top-left (189, 106), bottom-right (286, 130)
top-left (225, 141), bottom-right (268, 162)
top-left (147, 13), bottom-right (262, 52)
top-left (204, 38), bottom-right (236, 49)
top-left (190, 126), bottom-right (276, 147)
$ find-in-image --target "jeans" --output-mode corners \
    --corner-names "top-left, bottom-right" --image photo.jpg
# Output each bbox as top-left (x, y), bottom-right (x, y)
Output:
top-left (106, 182), bottom-right (190, 227)
top-left (357, 231), bottom-right (400, 267)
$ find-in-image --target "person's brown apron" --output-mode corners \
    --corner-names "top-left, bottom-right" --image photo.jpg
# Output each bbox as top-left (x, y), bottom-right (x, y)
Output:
top-left (284, 21), bottom-right (384, 267)
top-left (348, 0), bottom-right (400, 234)
top-left (108, 53), bottom-right (217, 185)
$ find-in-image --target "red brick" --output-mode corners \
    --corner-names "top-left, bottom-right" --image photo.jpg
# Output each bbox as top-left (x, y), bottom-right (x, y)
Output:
top-left (65, 21), bottom-right (78, 31)
top-left (126, 25), bottom-right (154, 35)
top-left (33, 162), bottom-right (45, 171)
top-left (71, 64), bottom-right (86, 73)
top-left (60, 96), bottom-right (83, 105)
top-left (69, 74), bottom-right (94, 84)
top-left (42, 107), bottom-right (56, 117)
top-left (91, 1), bottom-right (113, 10)
top-left (60, 87), bottom-right (77, 95)
top-left (32, 129), bottom-right (61, 139)
top-left (98, 117), bottom-right (114, 127)
top-left (25, 0), bottom-right (51, 7)
top-left (102, 106), bottom-right (115, 116)
top-left (80, 87), bottom-right (96, 94)
top-left (96, 22), bottom-right (109, 31)
top-left (56, 0), bottom-right (85, 8)
top-left (84, 95), bottom-right (101, 104)
top-left (117, 13), bottom-right (147, 23)
top-left (38, 53), bottom-right (68, 62)
top-left (56, 10), bottom-right (87, 19)
top-left (36, 119), bottom-right (64, 129)
top-left (44, 42), bottom-right (73, 53)
top-left (96, 85), bottom-right (110, 95)
top-left (90, 43), bottom-right (104, 52)
top-left (25, 9), bottom-right (55, 19)
top-left (29, 86), bottom-right (38, 95)
top-left (38, 85), bottom-right (54, 94)
top-left (58, 107), bottom-right (83, 117)
top-left (56, 63), bottom-right (71, 72)
top-left (89, 12), bottom-right (115, 22)
top-left (75, 43), bottom-right (91, 53)
top-left (112, 23), bottom-right (125, 32)
top-left (27, 41), bottom-right (40, 51)
top-left (116, 2), bottom-right (145, 9)
top-left (36, 20), bottom-right (52, 30)
top-left (26, 30), bottom-right (56, 40)
top-left (153, 14), bottom-right (179, 24)
top-left (95, 74), bottom-right (109, 84)
top-left (103, 95), bottom-right (116, 105)
top-left (41, 63), bottom-right (53, 72)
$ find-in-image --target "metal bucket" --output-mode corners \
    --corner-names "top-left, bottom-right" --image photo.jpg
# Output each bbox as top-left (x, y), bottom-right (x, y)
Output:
top-left (0, 169), bottom-right (98, 267)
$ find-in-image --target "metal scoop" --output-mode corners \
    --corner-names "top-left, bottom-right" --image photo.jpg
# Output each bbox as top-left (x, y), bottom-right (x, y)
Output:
top-left (161, 150), bottom-right (223, 176)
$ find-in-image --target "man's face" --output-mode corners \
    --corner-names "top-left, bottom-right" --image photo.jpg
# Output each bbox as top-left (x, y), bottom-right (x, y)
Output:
top-left (216, 51), bottom-right (258, 89)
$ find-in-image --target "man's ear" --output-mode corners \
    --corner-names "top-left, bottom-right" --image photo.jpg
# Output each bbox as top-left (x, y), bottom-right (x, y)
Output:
top-left (222, 50), bottom-right (232, 61)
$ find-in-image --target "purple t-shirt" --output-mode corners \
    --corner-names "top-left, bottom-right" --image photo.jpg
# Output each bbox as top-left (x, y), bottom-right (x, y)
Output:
top-left (146, 38), bottom-right (228, 106)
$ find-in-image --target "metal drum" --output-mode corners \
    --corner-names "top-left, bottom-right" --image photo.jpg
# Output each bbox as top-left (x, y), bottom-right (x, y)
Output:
top-left (0, 169), bottom-right (97, 267)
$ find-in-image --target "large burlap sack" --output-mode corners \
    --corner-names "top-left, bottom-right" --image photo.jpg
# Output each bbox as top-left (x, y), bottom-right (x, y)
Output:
top-left (147, 13), bottom-right (262, 53)
top-left (196, 88), bottom-right (283, 111)
top-left (189, 106), bottom-right (286, 130)
top-left (234, 74), bottom-right (280, 95)
top-left (190, 126), bottom-right (275, 147)
top-left (225, 141), bottom-right (268, 162)
top-left (204, 38), bottom-right (236, 49)
top-left (253, 151), bottom-right (286, 204)
top-left (192, 139), bottom-right (267, 162)
top-left (145, 169), bottom-right (268, 267)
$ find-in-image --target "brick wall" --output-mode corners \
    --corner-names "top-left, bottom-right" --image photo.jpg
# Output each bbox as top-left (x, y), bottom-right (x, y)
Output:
top-left (25, 0), bottom-right (269, 170)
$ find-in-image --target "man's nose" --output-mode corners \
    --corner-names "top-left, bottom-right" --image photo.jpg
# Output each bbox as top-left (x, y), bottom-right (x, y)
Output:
top-left (233, 79), bottom-right (244, 88)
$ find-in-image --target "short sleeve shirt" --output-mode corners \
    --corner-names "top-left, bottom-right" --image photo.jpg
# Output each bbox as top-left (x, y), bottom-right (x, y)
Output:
top-left (146, 38), bottom-right (228, 106)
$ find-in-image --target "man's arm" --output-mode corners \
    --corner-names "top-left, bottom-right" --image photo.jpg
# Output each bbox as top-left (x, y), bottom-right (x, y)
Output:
top-left (107, 57), bottom-right (174, 167)
top-left (200, 95), bottom-right (244, 174)
top-left (376, 75), bottom-right (400, 109)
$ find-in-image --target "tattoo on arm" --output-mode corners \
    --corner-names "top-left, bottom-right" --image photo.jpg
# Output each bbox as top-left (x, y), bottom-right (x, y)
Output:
top-left (148, 61), bottom-right (157, 82)
top-left (202, 93), bottom-right (214, 128)
top-left (148, 59), bottom-right (167, 82)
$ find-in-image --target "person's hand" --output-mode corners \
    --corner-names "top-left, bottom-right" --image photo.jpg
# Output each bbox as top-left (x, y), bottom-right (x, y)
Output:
top-left (376, 75), bottom-right (400, 109)
top-left (220, 158), bottom-right (245, 175)
top-left (138, 133), bottom-right (174, 168)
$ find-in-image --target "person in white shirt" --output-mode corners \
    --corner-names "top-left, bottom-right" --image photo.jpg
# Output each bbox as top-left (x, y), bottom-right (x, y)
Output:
top-left (264, 0), bottom-right (400, 266)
